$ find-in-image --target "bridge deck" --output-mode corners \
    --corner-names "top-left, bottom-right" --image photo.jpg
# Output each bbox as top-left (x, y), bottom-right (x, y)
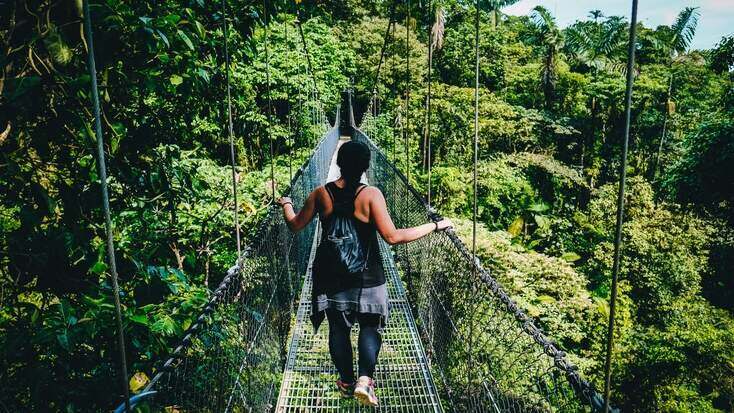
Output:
top-left (275, 138), bottom-right (442, 412)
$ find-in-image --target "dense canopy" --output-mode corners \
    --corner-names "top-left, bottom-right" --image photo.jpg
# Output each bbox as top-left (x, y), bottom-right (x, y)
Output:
top-left (1, 0), bottom-right (733, 411)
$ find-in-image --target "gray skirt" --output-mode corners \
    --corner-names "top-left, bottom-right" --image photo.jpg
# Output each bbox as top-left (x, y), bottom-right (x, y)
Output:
top-left (313, 283), bottom-right (389, 332)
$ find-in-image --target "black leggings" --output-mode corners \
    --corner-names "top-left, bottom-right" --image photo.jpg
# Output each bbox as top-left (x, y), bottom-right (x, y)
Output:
top-left (325, 309), bottom-right (382, 382)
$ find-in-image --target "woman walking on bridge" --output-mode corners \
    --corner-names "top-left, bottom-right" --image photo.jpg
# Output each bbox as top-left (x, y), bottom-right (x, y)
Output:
top-left (277, 140), bottom-right (452, 407)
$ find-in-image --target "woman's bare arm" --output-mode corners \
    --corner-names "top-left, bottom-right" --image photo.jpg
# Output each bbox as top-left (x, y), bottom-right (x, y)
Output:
top-left (368, 188), bottom-right (452, 245)
top-left (278, 189), bottom-right (319, 232)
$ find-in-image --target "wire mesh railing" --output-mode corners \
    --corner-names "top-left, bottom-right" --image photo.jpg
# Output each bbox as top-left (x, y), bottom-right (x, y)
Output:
top-left (121, 101), bottom-right (606, 412)
top-left (123, 114), bottom-right (339, 413)
top-left (353, 126), bottom-right (606, 413)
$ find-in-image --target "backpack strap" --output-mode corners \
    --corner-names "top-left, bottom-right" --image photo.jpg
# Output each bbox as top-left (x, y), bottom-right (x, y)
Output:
top-left (324, 182), bottom-right (336, 202)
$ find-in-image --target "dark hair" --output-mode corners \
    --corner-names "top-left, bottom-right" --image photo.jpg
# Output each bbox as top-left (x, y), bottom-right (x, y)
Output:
top-left (336, 141), bottom-right (371, 190)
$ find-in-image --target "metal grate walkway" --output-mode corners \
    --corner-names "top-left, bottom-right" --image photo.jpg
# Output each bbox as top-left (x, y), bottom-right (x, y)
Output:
top-left (275, 138), bottom-right (443, 412)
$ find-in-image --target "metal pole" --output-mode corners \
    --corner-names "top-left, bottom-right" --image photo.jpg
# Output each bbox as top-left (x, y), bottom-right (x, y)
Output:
top-left (603, 0), bottom-right (638, 411)
top-left (82, 1), bottom-right (130, 411)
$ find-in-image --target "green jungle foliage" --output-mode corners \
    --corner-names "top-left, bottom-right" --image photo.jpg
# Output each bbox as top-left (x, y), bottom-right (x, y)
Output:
top-left (2, 0), bottom-right (733, 411)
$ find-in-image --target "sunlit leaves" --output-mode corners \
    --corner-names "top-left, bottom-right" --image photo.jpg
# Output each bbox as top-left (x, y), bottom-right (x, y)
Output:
top-left (129, 372), bottom-right (150, 393)
top-left (169, 74), bottom-right (183, 85)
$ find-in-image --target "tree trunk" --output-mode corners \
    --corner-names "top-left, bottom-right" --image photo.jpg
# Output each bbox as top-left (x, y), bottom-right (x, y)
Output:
top-left (583, 96), bottom-right (598, 186)
top-left (653, 73), bottom-right (674, 181)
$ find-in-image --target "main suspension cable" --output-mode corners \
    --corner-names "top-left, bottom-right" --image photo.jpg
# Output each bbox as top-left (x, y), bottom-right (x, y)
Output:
top-left (221, 0), bottom-right (243, 261)
top-left (81, 1), bottom-right (130, 410)
top-left (603, 0), bottom-right (638, 411)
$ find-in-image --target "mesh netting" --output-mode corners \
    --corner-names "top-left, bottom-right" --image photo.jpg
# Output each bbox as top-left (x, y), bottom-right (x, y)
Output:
top-left (353, 127), bottom-right (605, 412)
top-left (133, 120), bottom-right (339, 412)
top-left (126, 107), bottom-right (606, 413)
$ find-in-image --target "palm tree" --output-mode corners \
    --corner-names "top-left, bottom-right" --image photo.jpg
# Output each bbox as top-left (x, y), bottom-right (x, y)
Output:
top-left (529, 6), bottom-right (563, 109)
top-left (652, 7), bottom-right (699, 180)
top-left (565, 15), bottom-right (628, 74)
top-left (564, 14), bottom-right (628, 178)
top-left (480, 0), bottom-right (521, 28)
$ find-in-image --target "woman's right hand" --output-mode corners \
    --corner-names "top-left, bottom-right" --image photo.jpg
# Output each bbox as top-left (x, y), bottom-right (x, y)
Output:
top-left (435, 218), bottom-right (453, 231)
top-left (277, 196), bottom-right (293, 207)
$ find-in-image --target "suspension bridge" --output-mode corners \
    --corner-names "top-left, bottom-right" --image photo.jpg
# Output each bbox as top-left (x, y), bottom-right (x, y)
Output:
top-left (71, 0), bottom-right (642, 410)
top-left (111, 106), bottom-right (606, 413)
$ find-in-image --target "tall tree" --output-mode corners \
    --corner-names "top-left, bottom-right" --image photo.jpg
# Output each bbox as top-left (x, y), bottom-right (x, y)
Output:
top-left (565, 14), bottom-right (627, 178)
top-left (480, 0), bottom-right (521, 28)
top-left (529, 6), bottom-right (563, 110)
top-left (565, 14), bottom-right (628, 73)
top-left (709, 35), bottom-right (734, 74)
top-left (652, 7), bottom-right (699, 180)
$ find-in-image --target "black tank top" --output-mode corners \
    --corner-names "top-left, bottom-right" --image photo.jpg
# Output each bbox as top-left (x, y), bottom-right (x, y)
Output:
top-left (320, 182), bottom-right (385, 289)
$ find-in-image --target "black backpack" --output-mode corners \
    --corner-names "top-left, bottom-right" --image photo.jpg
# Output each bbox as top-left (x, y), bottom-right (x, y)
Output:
top-left (314, 184), bottom-right (370, 278)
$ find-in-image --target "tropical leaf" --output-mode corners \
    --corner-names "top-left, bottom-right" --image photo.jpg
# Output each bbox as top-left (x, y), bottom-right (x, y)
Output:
top-left (670, 7), bottom-right (699, 54)
top-left (178, 29), bottom-right (195, 51)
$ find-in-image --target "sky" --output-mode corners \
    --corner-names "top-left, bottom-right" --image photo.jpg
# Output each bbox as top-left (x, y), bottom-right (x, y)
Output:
top-left (503, 0), bottom-right (734, 50)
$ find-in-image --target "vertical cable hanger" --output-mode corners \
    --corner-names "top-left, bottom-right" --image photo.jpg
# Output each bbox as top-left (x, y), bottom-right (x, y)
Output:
top-left (603, 0), bottom-right (638, 411)
top-left (391, 20), bottom-right (397, 163)
top-left (221, 0), bottom-right (243, 262)
top-left (285, 13), bottom-right (293, 181)
top-left (424, 0), bottom-right (434, 206)
top-left (263, 0), bottom-right (276, 202)
top-left (81, 1), bottom-right (130, 411)
top-left (295, 9), bottom-right (322, 133)
top-left (472, 0), bottom-right (480, 263)
top-left (368, 2), bottom-right (397, 120)
top-left (467, 0), bottom-right (481, 385)
top-left (295, 15), bottom-right (304, 150)
top-left (404, 0), bottom-right (411, 182)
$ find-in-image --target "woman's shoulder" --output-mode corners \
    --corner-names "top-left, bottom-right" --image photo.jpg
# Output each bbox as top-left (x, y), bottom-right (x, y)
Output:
top-left (312, 185), bottom-right (329, 196)
top-left (358, 185), bottom-right (384, 200)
